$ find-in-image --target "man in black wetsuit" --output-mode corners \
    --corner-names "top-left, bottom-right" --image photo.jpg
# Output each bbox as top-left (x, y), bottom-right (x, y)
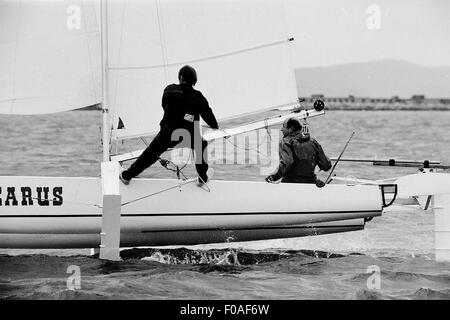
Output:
top-left (120, 65), bottom-right (219, 185)
top-left (265, 118), bottom-right (331, 185)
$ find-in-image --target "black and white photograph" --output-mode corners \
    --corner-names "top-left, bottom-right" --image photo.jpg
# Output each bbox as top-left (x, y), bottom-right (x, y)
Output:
top-left (0, 0), bottom-right (449, 307)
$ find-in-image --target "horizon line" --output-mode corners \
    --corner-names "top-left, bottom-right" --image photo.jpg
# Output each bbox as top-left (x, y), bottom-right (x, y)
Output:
top-left (295, 58), bottom-right (450, 69)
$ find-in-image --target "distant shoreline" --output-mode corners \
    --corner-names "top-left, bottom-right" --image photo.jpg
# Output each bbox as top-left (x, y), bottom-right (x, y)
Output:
top-left (75, 103), bottom-right (450, 112)
top-left (301, 95), bottom-right (450, 111)
top-left (75, 106), bottom-right (450, 111)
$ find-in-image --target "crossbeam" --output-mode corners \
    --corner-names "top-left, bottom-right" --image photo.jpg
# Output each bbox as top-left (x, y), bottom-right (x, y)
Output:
top-left (330, 158), bottom-right (447, 169)
top-left (111, 108), bottom-right (324, 163)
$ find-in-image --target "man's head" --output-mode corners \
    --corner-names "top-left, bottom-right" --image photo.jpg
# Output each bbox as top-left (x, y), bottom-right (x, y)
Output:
top-left (281, 118), bottom-right (302, 137)
top-left (178, 65), bottom-right (197, 86)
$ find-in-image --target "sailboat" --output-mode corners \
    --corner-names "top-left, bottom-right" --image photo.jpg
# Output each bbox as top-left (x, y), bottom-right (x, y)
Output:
top-left (0, 0), bottom-right (396, 254)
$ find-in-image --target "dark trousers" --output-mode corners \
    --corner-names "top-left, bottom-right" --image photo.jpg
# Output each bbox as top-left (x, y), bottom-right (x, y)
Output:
top-left (122, 127), bottom-right (209, 181)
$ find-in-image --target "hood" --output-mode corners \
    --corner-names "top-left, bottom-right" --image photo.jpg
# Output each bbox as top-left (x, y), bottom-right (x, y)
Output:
top-left (288, 130), bottom-right (310, 143)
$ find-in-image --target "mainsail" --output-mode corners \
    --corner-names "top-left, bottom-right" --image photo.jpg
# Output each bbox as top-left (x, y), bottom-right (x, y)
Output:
top-left (0, 0), bottom-right (101, 114)
top-left (0, 0), bottom-right (298, 133)
top-left (106, 0), bottom-right (299, 140)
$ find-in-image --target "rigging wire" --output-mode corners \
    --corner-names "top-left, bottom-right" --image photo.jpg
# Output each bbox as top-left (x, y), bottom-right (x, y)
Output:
top-left (32, 197), bottom-right (102, 209)
top-left (158, 149), bottom-right (192, 180)
top-left (81, 1), bottom-right (98, 107)
top-left (109, 38), bottom-right (293, 71)
top-left (11, 1), bottom-right (22, 112)
top-left (218, 120), bottom-right (275, 164)
top-left (140, 137), bottom-right (149, 147)
top-left (109, 1), bottom-right (127, 148)
top-left (121, 178), bottom-right (197, 207)
top-left (155, 0), bottom-right (169, 83)
top-left (121, 149), bottom-right (210, 206)
top-left (280, 0), bottom-right (297, 91)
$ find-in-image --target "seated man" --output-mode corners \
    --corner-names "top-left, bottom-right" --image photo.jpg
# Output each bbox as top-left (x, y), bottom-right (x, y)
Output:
top-left (265, 118), bottom-right (331, 185)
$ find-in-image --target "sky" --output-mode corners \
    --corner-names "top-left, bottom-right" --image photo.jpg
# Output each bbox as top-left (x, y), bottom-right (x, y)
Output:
top-left (284, 0), bottom-right (450, 68)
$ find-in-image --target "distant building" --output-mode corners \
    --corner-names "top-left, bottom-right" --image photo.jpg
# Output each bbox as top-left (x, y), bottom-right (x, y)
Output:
top-left (311, 94), bottom-right (324, 100)
top-left (411, 95), bottom-right (425, 103)
top-left (296, 94), bottom-right (450, 110)
top-left (391, 96), bottom-right (401, 103)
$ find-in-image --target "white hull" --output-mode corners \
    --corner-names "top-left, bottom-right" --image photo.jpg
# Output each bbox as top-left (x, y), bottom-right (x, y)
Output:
top-left (0, 176), bottom-right (385, 248)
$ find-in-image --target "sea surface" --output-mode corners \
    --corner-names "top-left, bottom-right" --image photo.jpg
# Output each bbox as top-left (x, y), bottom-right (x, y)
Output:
top-left (1, 110), bottom-right (450, 300)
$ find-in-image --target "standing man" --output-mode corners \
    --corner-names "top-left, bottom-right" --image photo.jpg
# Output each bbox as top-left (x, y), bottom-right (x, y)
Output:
top-left (120, 65), bottom-right (219, 185)
top-left (265, 118), bottom-right (331, 185)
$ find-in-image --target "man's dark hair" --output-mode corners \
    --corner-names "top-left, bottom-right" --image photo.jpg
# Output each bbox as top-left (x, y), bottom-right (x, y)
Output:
top-left (286, 118), bottom-right (302, 131)
top-left (178, 65), bottom-right (197, 86)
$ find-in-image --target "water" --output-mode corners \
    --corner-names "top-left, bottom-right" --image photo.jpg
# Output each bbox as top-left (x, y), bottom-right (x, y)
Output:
top-left (1, 110), bottom-right (450, 300)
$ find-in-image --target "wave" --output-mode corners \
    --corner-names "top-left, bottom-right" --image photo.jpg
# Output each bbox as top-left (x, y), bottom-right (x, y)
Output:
top-left (355, 289), bottom-right (397, 300)
top-left (355, 287), bottom-right (450, 300)
top-left (119, 248), bottom-right (348, 266)
top-left (1, 249), bottom-right (449, 300)
top-left (352, 270), bottom-right (450, 282)
top-left (408, 287), bottom-right (450, 300)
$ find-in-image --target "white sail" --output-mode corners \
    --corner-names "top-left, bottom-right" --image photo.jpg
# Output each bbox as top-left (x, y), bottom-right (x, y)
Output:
top-left (107, 0), bottom-right (298, 140)
top-left (0, 0), bottom-right (101, 115)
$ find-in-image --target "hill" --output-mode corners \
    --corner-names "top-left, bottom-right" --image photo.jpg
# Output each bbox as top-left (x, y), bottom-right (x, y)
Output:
top-left (295, 60), bottom-right (450, 98)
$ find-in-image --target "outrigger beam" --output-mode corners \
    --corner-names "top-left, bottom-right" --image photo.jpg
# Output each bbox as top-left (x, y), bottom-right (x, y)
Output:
top-left (330, 158), bottom-right (448, 169)
top-left (434, 194), bottom-right (450, 262)
top-left (395, 173), bottom-right (450, 262)
top-left (111, 108), bottom-right (325, 163)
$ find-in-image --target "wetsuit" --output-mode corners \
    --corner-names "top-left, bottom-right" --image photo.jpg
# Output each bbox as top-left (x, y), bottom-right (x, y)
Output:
top-left (122, 83), bottom-right (218, 182)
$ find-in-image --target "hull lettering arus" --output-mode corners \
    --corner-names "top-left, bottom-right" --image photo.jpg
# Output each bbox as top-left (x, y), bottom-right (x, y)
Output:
top-left (0, 187), bottom-right (63, 206)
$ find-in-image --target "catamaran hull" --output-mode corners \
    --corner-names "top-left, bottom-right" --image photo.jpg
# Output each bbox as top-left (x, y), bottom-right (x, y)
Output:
top-left (0, 176), bottom-right (384, 248)
top-left (0, 219), bottom-right (365, 248)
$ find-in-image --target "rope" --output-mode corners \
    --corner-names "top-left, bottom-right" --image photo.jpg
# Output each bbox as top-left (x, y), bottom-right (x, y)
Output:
top-left (221, 122), bottom-right (274, 163)
top-left (140, 137), bottom-right (149, 147)
top-left (121, 147), bottom-right (212, 206)
top-left (108, 123), bottom-right (114, 156)
top-left (32, 197), bottom-right (102, 209)
top-left (159, 157), bottom-right (188, 181)
top-left (121, 178), bottom-right (197, 206)
top-left (264, 118), bottom-right (273, 142)
top-left (197, 175), bottom-right (211, 192)
top-left (109, 38), bottom-right (293, 71)
top-left (158, 148), bottom-right (213, 192)
top-left (158, 147), bottom-right (192, 177)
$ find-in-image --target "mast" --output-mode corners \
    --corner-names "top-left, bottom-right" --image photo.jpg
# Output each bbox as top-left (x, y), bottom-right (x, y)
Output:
top-left (99, 0), bottom-right (121, 261)
top-left (101, 0), bottom-right (110, 162)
